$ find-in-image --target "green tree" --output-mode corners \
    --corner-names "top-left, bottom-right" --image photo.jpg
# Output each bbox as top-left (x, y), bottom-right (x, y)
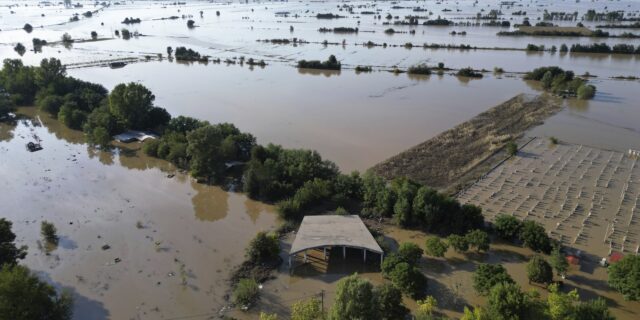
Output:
top-left (465, 229), bottom-right (490, 252)
top-left (493, 214), bottom-right (522, 240)
top-left (35, 58), bottom-right (66, 89)
top-left (547, 284), bottom-right (578, 320)
top-left (486, 282), bottom-right (529, 320)
top-left (447, 234), bottom-right (469, 253)
top-left (245, 231), bottom-right (279, 264)
top-left (415, 296), bottom-right (438, 320)
top-left (398, 242), bottom-right (423, 265)
top-left (108, 82), bottom-right (155, 129)
top-left (186, 124), bottom-right (228, 181)
top-left (233, 278), bottom-right (259, 306)
top-left (389, 262), bottom-right (427, 299)
top-left (461, 306), bottom-right (489, 320)
top-left (574, 298), bottom-right (614, 320)
top-left (424, 237), bottom-right (448, 258)
top-left (520, 221), bottom-right (551, 253)
top-left (0, 264), bottom-right (73, 320)
top-left (260, 312), bottom-right (278, 320)
top-left (608, 255), bottom-right (640, 300)
top-left (541, 71), bottom-right (554, 89)
top-left (549, 247), bottom-right (569, 277)
top-left (526, 255), bottom-right (553, 284)
top-left (329, 274), bottom-right (379, 320)
top-left (381, 253), bottom-right (402, 276)
top-left (291, 297), bottom-right (323, 320)
top-left (375, 283), bottom-right (408, 320)
top-left (473, 263), bottom-right (514, 296)
top-left (0, 218), bottom-right (27, 266)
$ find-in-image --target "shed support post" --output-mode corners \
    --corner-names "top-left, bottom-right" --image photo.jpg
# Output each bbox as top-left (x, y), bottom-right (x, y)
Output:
top-left (364, 249), bottom-right (367, 263)
top-left (323, 247), bottom-right (327, 260)
top-left (289, 255), bottom-right (292, 268)
top-left (304, 251), bottom-right (307, 263)
top-left (380, 252), bottom-right (384, 267)
top-left (343, 246), bottom-right (346, 259)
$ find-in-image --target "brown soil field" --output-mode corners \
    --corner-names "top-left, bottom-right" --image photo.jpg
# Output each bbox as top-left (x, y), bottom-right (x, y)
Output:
top-left (370, 94), bottom-right (562, 193)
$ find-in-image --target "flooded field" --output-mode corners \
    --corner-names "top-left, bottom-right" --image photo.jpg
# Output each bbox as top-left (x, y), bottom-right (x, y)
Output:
top-left (458, 138), bottom-right (640, 257)
top-left (0, 108), bottom-right (277, 319)
top-left (1, 0), bottom-right (640, 319)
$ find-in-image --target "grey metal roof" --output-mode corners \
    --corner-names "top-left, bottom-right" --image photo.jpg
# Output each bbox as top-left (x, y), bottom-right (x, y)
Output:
top-left (289, 215), bottom-right (383, 255)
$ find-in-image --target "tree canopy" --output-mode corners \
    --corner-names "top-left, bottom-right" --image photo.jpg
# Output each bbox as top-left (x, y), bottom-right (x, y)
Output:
top-left (608, 255), bottom-right (640, 301)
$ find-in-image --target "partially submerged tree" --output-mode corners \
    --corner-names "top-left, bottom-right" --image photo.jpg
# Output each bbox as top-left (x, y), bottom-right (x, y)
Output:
top-left (473, 263), bottom-right (514, 296)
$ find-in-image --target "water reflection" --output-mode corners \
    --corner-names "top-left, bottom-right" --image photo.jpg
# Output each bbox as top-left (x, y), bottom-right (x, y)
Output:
top-left (190, 180), bottom-right (229, 222)
top-left (297, 68), bottom-right (341, 77)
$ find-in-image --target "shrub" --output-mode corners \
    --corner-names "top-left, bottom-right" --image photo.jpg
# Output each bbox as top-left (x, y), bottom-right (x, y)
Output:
top-left (233, 278), bottom-right (259, 306)
top-left (465, 229), bottom-right (490, 252)
top-left (457, 67), bottom-right (483, 78)
top-left (375, 283), bottom-right (409, 320)
top-left (424, 237), bottom-right (448, 257)
top-left (245, 231), bottom-right (279, 264)
top-left (398, 242), bottom-right (423, 265)
top-left (297, 55), bottom-right (341, 70)
top-left (526, 255), bottom-right (553, 284)
top-left (407, 64), bottom-right (432, 75)
top-left (41, 221), bottom-right (58, 245)
top-left (549, 136), bottom-right (559, 145)
top-left (473, 263), bottom-right (514, 296)
top-left (389, 262), bottom-right (427, 299)
top-left (447, 234), bottom-right (469, 252)
top-left (506, 141), bottom-right (518, 156)
top-left (90, 31), bottom-right (98, 40)
top-left (577, 84), bottom-right (596, 99)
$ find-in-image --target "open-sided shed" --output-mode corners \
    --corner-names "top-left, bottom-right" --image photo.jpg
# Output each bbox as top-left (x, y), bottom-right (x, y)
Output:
top-left (288, 215), bottom-right (383, 268)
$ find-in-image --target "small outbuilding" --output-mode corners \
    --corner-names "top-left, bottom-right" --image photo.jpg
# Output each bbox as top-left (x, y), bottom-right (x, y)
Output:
top-left (288, 215), bottom-right (383, 268)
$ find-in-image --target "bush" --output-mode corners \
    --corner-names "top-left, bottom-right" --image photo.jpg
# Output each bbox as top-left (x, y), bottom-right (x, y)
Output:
top-left (457, 67), bottom-right (483, 78)
top-left (465, 229), bottom-right (490, 252)
top-left (526, 255), bottom-right (553, 284)
top-left (473, 263), bottom-right (514, 296)
top-left (407, 64), bottom-right (432, 75)
top-left (577, 84), bottom-right (596, 99)
top-left (40, 221), bottom-right (58, 245)
top-left (90, 31), bottom-right (98, 40)
top-left (447, 234), bottom-right (469, 252)
top-left (608, 255), bottom-right (640, 300)
top-left (389, 262), bottom-right (427, 299)
top-left (291, 297), bottom-right (323, 320)
top-left (13, 43), bottom-right (26, 55)
top-left (424, 237), bottom-right (448, 257)
top-left (245, 231), bottom-right (279, 264)
top-left (493, 214), bottom-right (523, 240)
top-left (506, 141), bottom-right (518, 156)
top-left (398, 242), bottom-right (423, 265)
top-left (381, 253), bottom-right (402, 276)
top-left (233, 278), bottom-right (259, 306)
top-left (187, 19), bottom-right (195, 28)
top-left (297, 55), bottom-right (341, 70)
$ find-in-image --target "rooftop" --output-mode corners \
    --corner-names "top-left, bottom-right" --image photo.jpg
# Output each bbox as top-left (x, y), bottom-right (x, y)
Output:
top-left (289, 215), bottom-right (383, 255)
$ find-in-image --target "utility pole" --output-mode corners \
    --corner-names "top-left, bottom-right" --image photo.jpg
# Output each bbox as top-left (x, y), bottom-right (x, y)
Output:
top-left (320, 290), bottom-right (325, 313)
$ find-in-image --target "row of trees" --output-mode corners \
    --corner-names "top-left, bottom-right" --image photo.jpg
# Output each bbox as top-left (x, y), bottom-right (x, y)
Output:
top-left (297, 55), bottom-right (341, 70)
top-left (569, 43), bottom-right (640, 54)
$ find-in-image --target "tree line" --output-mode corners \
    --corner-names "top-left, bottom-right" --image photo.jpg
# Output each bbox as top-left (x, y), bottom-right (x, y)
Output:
top-left (524, 66), bottom-right (596, 99)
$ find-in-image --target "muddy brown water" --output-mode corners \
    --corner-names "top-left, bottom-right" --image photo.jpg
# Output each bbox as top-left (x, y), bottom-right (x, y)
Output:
top-left (0, 108), bottom-right (278, 320)
top-left (1, 0), bottom-right (640, 318)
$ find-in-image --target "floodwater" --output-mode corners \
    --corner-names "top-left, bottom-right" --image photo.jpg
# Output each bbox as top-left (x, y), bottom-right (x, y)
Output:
top-left (1, 0), bottom-right (640, 318)
top-left (0, 108), bottom-right (277, 320)
top-left (1, 0), bottom-right (638, 170)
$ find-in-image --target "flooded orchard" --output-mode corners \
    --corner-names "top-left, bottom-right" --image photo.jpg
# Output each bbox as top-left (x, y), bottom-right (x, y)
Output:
top-left (1, 0), bottom-right (640, 319)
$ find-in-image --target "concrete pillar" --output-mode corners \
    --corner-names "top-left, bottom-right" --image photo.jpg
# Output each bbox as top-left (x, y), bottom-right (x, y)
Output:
top-left (289, 255), bottom-right (292, 268)
top-left (343, 246), bottom-right (346, 259)
top-left (380, 252), bottom-right (384, 267)
top-left (364, 249), bottom-right (367, 263)
top-left (323, 247), bottom-right (327, 260)
top-left (304, 251), bottom-right (307, 263)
